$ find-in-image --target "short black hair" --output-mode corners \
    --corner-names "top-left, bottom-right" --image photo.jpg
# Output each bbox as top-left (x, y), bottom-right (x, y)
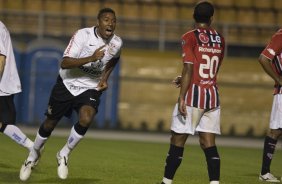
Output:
top-left (97, 8), bottom-right (116, 19)
top-left (193, 1), bottom-right (214, 23)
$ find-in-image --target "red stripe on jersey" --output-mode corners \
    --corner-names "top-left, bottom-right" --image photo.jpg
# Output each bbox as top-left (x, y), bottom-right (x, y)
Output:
top-left (185, 84), bottom-right (220, 109)
top-left (65, 31), bottom-right (78, 55)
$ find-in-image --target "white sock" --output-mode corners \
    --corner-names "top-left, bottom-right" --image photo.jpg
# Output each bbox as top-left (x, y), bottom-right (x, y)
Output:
top-left (59, 126), bottom-right (83, 157)
top-left (26, 132), bottom-right (48, 162)
top-left (3, 125), bottom-right (33, 151)
top-left (210, 181), bottom-right (219, 184)
top-left (33, 132), bottom-right (48, 150)
top-left (162, 177), bottom-right (172, 184)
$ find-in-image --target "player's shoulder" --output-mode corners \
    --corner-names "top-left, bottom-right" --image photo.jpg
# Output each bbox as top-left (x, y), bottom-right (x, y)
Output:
top-left (110, 34), bottom-right (123, 47)
top-left (271, 29), bottom-right (282, 39)
top-left (0, 21), bottom-right (4, 28)
top-left (76, 27), bottom-right (93, 35)
top-left (0, 21), bottom-right (9, 34)
top-left (181, 29), bottom-right (196, 39)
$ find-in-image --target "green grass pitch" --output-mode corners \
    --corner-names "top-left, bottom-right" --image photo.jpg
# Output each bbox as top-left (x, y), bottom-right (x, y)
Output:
top-left (0, 134), bottom-right (281, 184)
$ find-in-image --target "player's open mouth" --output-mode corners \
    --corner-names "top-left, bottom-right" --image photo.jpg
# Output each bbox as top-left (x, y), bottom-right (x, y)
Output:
top-left (105, 28), bottom-right (113, 35)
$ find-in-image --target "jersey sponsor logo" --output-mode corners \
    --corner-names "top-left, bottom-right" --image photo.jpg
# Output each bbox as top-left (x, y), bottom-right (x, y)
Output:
top-left (69, 84), bottom-right (91, 90)
top-left (198, 46), bottom-right (222, 54)
top-left (79, 62), bottom-right (103, 77)
top-left (199, 33), bottom-right (209, 43)
top-left (267, 48), bottom-right (275, 56)
top-left (210, 34), bottom-right (222, 44)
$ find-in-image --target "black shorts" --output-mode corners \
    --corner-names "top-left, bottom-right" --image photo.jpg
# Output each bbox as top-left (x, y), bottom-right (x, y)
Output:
top-left (0, 95), bottom-right (16, 124)
top-left (45, 76), bottom-right (102, 120)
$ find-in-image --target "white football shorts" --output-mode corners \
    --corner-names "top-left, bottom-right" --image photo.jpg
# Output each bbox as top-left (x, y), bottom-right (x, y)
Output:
top-left (170, 103), bottom-right (221, 135)
top-left (270, 94), bottom-right (282, 129)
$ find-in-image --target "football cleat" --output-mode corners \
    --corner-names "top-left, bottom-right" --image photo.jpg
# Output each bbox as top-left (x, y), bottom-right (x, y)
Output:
top-left (57, 152), bottom-right (68, 179)
top-left (19, 146), bottom-right (43, 181)
top-left (259, 173), bottom-right (280, 182)
top-left (19, 160), bottom-right (35, 181)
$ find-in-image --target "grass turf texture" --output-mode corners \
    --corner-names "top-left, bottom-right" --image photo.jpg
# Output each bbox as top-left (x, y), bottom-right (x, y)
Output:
top-left (0, 134), bottom-right (281, 184)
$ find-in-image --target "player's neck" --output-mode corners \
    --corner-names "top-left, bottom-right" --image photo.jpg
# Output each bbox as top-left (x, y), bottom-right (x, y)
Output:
top-left (195, 23), bottom-right (210, 29)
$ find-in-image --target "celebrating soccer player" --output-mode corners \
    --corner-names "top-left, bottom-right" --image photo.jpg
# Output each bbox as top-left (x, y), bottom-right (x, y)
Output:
top-left (19, 8), bottom-right (122, 181)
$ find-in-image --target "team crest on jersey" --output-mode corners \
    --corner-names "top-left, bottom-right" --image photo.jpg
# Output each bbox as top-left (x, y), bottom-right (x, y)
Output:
top-left (199, 33), bottom-right (209, 43)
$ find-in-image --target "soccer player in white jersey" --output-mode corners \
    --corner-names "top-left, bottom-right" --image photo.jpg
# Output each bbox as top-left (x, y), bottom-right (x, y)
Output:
top-left (19, 8), bottom-right (123, 181)
top-left (160, 1), bottom-right (225, 184)
top-left (0, 21), bottom-right (34, 152)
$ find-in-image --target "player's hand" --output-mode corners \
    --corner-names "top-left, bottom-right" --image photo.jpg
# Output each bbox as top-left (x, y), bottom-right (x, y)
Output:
top-left (97, 80), bottom-right (108, 91)
top-left (178, 97), bottom-right (187, 119)
top-left (92, 45), bottom-right (106, 62)
top-left (172, 76), bottom-right (182, 88)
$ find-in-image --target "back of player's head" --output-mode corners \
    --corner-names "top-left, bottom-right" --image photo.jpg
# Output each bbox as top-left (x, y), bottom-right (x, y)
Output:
top-left (97, 8), bottom-right (116, 19)
top-left (193, 1), bottom-right (214, 23)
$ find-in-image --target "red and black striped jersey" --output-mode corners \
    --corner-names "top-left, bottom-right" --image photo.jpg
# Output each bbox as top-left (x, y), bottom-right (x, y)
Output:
top-left (261, 29), bottom-right (282, 94)
top-left (181, 28), bottom-right (225, 109)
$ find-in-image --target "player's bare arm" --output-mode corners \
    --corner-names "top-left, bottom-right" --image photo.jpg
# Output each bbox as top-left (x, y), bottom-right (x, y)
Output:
top-left (258, 54), bottom-right (282, 85)
top-left (178, 63), bottom-right (193, 117)
top-left (0, 55), bottom-right (5, 78)
top-left (61, 45), bottom-right (106, 69)
top-left (97, 57), bottom-right (119, 91)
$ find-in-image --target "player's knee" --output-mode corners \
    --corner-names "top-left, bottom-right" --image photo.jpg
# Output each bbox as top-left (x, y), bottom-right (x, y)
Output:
top-left (79, 116), bottom-right (93, 127)
top-left (199, 139), bottom-right (215, 149)
top-left (170, 133), bottom-right (188, 147)
top-left (43, 120), bottom-right (57, 132)
top-left (269, 129), bottom-right (282, 139)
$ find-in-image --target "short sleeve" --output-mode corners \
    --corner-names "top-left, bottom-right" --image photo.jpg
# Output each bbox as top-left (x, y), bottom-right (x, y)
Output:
top-left (0, 28), bottom-right (8, 57)
top-left (181, 33), bottom-right (196, 64)
top-left (63, 30), bottom-right (86, 58)
top-left (261, 31), bottom-right (282, 60)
